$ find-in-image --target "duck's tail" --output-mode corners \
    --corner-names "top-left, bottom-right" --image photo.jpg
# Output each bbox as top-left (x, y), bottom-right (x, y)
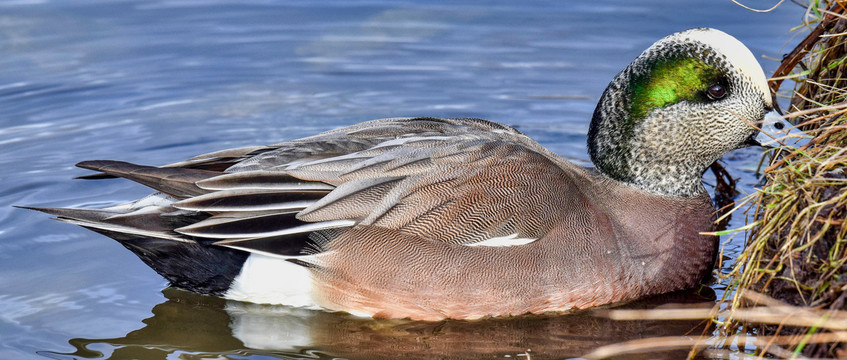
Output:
top-left (22, 159), bottom-right (351, 296)
top-left (20, 160), bottom-right (254, 295)
top-left (21, 201), bottom-right (250, 295)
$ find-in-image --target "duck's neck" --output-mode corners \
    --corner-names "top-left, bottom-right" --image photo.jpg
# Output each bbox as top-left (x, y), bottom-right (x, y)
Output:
top-left (587, 85), bottom-right (711, 198)
top-left (610, 157), bottom-right (707, 198)
top-left (588, 131), bottom-right (710, 198)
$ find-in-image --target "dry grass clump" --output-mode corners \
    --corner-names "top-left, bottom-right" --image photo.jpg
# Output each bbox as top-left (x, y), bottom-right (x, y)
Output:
top-left (721, 1), bottom-right (847, 358)
top-left (579, 2), bottom-right (847, 359)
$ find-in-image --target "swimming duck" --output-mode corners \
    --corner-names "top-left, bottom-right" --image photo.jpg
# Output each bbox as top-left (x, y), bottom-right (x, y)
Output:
top-left (30, 28), bottom-right (804, 320)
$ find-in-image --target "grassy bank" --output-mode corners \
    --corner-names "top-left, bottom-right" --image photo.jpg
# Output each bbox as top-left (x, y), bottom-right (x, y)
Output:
top-left (721, 1), bottom-right (847, 357)
top-left (582, 2), bottom-right (847, 358)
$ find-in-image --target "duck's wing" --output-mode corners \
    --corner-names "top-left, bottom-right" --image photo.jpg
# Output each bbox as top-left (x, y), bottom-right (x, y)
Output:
top-left (45, 117), bottom-right (587, 260)
top-left (194, 117), bottom-right (586, 254)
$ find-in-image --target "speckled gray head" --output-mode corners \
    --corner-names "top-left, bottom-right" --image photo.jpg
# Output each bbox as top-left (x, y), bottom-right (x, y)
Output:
top-left (588, 28), bottom-right (784, 197)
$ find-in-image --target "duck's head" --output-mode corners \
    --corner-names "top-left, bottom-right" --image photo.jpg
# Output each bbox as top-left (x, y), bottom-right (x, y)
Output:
top-left (588, 28), bottom-right (793, 197)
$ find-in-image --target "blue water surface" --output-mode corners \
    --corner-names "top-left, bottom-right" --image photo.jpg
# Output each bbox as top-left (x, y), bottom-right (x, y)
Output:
top-left (0, 1), bottom-right (802, 359)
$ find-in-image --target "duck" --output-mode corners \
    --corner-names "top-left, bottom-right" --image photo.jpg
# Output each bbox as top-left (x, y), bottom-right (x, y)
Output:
top-left (28, 28), bottom-right (806, 321)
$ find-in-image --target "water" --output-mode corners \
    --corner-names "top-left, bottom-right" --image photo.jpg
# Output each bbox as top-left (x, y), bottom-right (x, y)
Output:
top-left (0, 1), bottom-right (801, 359)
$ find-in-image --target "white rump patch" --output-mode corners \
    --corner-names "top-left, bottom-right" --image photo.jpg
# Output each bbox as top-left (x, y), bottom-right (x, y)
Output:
top-left (464, 233), bottom-right (537, 247)
top-left (224, 253), bottom-right (321, 309)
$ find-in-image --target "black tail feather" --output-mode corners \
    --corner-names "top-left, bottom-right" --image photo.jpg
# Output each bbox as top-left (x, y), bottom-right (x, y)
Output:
top-left (21, 205), bottom-right (247, 294)
top-left (86, 227), bottom-right (248, 295)
top-left (76, 160), bottom-right (220, 198)
top-left (16, 205), bottom-right (118, 221)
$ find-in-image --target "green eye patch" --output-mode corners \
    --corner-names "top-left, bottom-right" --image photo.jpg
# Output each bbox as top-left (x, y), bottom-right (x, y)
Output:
top-left (629, 57), bottom-right (723, 121)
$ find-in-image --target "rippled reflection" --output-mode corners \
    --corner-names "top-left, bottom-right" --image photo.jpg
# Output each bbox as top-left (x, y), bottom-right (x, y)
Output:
top-left (50, 288), bottom-right (715, 360)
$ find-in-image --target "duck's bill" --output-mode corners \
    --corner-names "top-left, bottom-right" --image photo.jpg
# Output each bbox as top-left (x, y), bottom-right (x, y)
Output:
top-left (754, 111), bottom-right (813, 148)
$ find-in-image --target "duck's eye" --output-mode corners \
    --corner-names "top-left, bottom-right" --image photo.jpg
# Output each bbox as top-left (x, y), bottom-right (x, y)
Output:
top-left (706, 83), bottom-right (727, 100)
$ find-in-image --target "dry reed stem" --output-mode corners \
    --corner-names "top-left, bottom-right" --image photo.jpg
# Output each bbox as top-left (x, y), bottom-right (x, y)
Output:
top-left (579, 291), bottom-right (847, 359)
top-left (601, 290), bottom-right (847, 330)
top-left (581, 332), bottom-right (847, 360)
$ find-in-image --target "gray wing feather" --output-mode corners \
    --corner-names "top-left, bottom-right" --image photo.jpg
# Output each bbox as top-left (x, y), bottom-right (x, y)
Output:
top-left (48, 117), bottom-right (575, 257)
top-left (269, 119), bottom-right (576, 246)
top-left (195, 171), bottom-right (335, 191)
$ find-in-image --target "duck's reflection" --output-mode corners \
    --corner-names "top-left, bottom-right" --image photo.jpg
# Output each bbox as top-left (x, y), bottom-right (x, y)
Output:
top-left (60, 287), bottom-right (716, 360)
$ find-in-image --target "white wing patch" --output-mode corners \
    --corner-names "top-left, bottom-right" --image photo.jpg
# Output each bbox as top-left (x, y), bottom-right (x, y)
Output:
top-left (464, 233), bottom-right (537, 247)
